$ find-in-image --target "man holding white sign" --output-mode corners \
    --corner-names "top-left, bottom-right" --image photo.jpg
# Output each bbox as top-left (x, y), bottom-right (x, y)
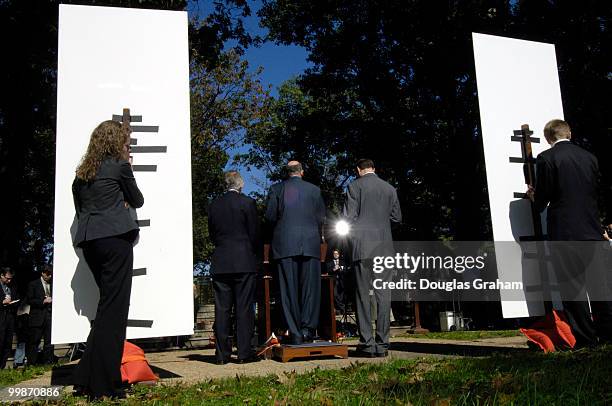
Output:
top-left (527, 119), bottom-right (612, 347)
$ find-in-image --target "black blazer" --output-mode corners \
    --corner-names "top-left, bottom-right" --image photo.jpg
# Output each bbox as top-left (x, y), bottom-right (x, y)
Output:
top-left (534, 141), bottom-right (603, 241)
top-left (208, 191), bottom-right (261, 274)
top-left (72, 158), bottom-right (144, 247)
top-left (326, 258), bottom-right (346, 274)
top-left (0, 283), bottom-right (19, 314)
top-left (26, 278), bottom-right (51, 327)
top-left (265, 177), bottom-right (326, 259)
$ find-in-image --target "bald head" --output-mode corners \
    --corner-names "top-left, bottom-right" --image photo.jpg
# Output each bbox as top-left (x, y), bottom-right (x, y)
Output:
top-left (286, 161), bottom-right (303, 177)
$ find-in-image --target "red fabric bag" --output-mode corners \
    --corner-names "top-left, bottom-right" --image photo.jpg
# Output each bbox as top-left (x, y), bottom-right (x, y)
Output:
top-left (120, 341), bottom-right (158, 384)
top-left (520, 310), bottom-right (576, 352)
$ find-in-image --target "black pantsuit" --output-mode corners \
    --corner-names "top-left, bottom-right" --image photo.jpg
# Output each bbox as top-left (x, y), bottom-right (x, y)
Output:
top-left (72, 157), bottom-right (143, 398)
top-left (213, 273), bottom-right (256, 361)
top-left (277, 256), bottom-right (321, 340)
top-left (73, 233), bottom-right (134, 397)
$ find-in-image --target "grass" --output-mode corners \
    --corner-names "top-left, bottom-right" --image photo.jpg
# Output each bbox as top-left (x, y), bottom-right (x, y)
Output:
top-left (341, 329), bottom-right (522, 342)
top-left (400, 329), bottom-right (522, 340)
top-left (0, 364), bottom-right (54, 386)
top-left (39, 344), bottom-right (612, 405)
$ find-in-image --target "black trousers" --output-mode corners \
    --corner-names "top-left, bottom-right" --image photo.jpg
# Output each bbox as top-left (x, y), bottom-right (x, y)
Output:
top-left (333, 272), bottom-right (345, 312)
top-left (212, 273), bottom-right (256, 361)
top-left (551, 242), bottom-right (612, 347)
top-left (277, 256), bottom-right (321, 341)
top-left (73, 233), bottom-right (134, 397)
top-left (0, 311), bottom-right (15, 369)
top-left (26, 311), bottom-right (53, 365)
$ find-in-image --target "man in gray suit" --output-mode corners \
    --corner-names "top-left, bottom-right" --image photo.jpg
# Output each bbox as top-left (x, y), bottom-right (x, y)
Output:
top-left (344, 159), bottom-right (401, 357)
top-left (265, 161), bottom-right (326, 344)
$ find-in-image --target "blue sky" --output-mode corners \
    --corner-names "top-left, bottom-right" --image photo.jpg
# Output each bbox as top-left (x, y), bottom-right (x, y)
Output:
top-left (191, 1), bottom-right (311, 195)
top-left (237, 42), bottom-right (310, 195)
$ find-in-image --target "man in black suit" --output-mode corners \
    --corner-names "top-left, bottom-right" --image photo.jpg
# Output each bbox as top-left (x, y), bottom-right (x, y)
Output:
top-left (344, 159), bottom-right (401, 357)
top-left (325, 249), bottom-right (346, 314)
top-left (265, 161), bottom-right (326, 344)
top-left (0, 267), bottom-right (19, 369)
top-left (529, 119), bottom-right (612, 346)
top-left (26, 265), bottom-right (54, 365)
top-left (208, 171), bottom-right (260, 364)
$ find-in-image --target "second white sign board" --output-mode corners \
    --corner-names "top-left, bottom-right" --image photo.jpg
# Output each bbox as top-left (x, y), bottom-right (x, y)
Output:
top-left (473, 32), bottom-right (564, 318)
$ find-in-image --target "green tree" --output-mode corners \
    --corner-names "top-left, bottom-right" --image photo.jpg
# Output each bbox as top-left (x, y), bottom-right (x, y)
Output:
top-left (191, 49), bottom-right (271, 269)
top-left (245, 0), bottom-right (610, 240)
top-left (238, 78), bottom-right (351, 214)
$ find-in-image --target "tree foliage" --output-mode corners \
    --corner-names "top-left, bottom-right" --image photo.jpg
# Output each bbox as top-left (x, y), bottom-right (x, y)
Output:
top-left (237, 79), bottom-right (351, 214)
top-left (191, 49), bottom-right (271, 267)
top-left (243, 0), bottom-right (611, 240)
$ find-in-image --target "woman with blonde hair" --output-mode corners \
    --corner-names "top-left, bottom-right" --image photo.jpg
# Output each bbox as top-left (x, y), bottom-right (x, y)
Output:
top-left (71, 120), bottom-right (144, 399)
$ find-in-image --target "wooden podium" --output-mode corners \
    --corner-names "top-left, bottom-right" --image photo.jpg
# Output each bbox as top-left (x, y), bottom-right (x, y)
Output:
top-left (273, 342), bottom-right (348, 362)
top-left (258, 244), bottom-right (348, 361)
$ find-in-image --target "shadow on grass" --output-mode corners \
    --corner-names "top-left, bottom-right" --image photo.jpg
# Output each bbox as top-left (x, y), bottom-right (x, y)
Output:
top-left (150, 365), bottom-right (182, 379)
top-left (49, 362), bottom-right (182, 386)
top-left (179, 354), bottom-right (219, 364)
top-left (50, 364), bottom-right (76, 386)
top-left (389, 341), bottom-right (531, 356)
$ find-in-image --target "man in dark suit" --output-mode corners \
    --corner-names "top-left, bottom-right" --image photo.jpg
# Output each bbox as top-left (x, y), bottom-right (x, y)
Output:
top-left (344, 159), bottom-right (401, 357)
top-left (26, 265), bottom-right (54, 365)
top-left (0, 267), bottom-right (19, 369)
top-left (265, 161), bottom-right (326, 344)
top-left (529, 119), bottom-right (612, 346)
top-left (325, 249), bottom-right (346, 314)
top-left (208, 170), bottom-right (260, 364)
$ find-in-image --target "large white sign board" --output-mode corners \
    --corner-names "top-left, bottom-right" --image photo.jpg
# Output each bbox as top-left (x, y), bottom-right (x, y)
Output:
top-left (53, 5), bottom-right (193, 344)
top-left (473, 33), bottom-right (564, 318)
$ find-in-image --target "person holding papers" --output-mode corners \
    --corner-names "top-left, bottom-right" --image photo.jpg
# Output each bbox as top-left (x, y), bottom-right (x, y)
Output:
top-left (0, 267), bottom-right (19, 369)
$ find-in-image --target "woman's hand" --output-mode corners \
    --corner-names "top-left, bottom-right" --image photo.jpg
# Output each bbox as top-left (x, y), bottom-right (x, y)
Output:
top-left (525, 185), bottom-right (535, 202)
